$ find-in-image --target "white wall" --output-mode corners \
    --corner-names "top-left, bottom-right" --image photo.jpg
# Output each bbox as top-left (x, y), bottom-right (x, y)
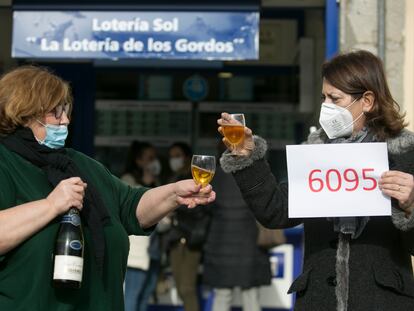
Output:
top-left (404, 0), bottom-right (414, 130)
top-left (340, 0), bottom-right (406, 114)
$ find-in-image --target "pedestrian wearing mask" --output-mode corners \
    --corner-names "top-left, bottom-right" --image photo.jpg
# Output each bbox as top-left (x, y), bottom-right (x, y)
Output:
top-left (122, 141), bottom-right (164, 311)
top-left (122, 141), bottom-right (161, 189)
top-left (167, 142), bottom-right (211, 311)
top-left (169, 146), bottom-right (187, 174)
top-left (217, 50), bottom-right (414, 310)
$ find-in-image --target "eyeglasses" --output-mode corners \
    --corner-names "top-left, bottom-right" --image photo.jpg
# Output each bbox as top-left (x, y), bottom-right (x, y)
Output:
top-left (51, 103), bottom-right (70, 119)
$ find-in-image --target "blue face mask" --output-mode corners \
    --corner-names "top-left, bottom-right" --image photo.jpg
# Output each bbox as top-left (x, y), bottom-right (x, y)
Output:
top-left (36, 120), bottom-right (68, 149)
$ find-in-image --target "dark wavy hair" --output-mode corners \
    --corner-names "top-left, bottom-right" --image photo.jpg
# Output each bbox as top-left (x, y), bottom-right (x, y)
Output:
top-left (168, 142), bottom-right (193, 173)
top-left (123, 141), bottom-right (154, 184)
top-left (168, 142), bottom-right (193, 158)
top-left (322, 50), bottom-right (406, 140)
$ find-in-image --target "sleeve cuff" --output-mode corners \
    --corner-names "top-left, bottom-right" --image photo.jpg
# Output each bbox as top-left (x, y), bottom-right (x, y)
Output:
top-left (220, 135), bottom-right (268, 174)
top-left (391, 206), bottom-right (414, 231)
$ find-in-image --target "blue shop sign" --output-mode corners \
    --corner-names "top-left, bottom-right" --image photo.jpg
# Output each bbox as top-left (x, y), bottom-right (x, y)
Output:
top-left (183, 75), bottom-right (209, 102)
top-left (12, 11), bottom-right (259, 60)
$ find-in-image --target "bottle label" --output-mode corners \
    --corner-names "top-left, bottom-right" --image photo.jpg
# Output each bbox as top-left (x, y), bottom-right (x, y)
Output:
top-left (69, 240), bottom-right (83, 251)
top-left (61, 214), bottom-right (81, 226)
top-left (53, 255), bottom-right (83, 282)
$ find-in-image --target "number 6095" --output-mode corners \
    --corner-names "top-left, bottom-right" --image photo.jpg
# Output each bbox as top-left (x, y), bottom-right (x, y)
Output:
top-left (308, 168), bottom-right (377, 192)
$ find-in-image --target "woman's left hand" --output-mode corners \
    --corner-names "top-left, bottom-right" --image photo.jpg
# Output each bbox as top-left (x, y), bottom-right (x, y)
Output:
top-left (379, 170), bottom-right (414, 216)
top-left (174, 179), bottom-right (216, 208)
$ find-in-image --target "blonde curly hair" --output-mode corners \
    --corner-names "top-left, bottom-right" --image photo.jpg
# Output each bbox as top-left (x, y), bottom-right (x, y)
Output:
top-left (0, 65), bottom-right (72, 135)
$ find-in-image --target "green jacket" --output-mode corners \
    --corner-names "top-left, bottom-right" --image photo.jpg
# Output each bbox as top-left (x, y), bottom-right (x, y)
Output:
top-left (0, 144), bottom-right (151, 311)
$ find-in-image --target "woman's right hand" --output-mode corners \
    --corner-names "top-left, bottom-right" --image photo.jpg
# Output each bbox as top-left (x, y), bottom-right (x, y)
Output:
top-left (217, 112), bottom-right (255, 156)
top-left (174, 179), bottom-right (216, 208)
top-left (46, 177), bottom-right (87, 215)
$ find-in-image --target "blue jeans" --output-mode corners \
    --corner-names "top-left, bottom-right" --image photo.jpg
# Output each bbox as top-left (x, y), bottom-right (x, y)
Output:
top-left (124, 260), bottom-right (160, 311)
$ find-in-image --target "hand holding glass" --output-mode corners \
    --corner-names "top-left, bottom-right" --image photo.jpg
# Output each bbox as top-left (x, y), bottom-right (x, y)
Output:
top-left (221, 113), bottom-right (246, 152)
top-left (191, 155), bottom-right (216, 188)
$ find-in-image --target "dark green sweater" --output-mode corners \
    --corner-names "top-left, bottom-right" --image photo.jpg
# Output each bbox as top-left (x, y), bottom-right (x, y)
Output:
top-left (0, 144), bottom-right (151, 311)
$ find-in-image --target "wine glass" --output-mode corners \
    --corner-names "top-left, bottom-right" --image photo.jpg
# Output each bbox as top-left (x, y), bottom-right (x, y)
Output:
top-left (221, 113), bottom-right (245, 153)
top-left (191, 155), bottom-right (216, 188)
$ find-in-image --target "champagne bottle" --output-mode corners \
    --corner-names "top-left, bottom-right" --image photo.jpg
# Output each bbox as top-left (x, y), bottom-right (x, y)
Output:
top-left (53, 207), bottom-right (84, 289)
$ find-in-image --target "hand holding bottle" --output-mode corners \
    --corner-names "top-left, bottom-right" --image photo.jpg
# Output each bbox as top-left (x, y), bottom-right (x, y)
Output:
top-left (46, 177), bottom-right (87, 215)
top-left (217, 112), bottom-right (255, 156)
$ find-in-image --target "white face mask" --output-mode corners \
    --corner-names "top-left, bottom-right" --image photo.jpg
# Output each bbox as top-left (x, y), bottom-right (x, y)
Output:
top-left (146, 159), bottom-right (161, 176)
top-left (319, 98), bottom-right (364, 139)
top-left (169, 157), bottom-right (185, 172)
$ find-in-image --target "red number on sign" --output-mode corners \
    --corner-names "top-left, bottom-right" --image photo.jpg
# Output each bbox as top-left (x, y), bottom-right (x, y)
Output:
top-left (309, 169), bottom-right (323, 192)
top-left (326, 169), bottom-right (341, 192)
top-left (308, 168), bottom-right (377, 192)
top-left (362, 168), bottom-right (377, 191)
top-left (344, 168), bottom-right (359, 191)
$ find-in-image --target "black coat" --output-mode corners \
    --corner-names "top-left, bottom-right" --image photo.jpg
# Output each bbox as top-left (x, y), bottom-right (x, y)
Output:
top-left (227, 133), bottom-right (414, 311)
top-left (203, 167), bottom-right (271, 289)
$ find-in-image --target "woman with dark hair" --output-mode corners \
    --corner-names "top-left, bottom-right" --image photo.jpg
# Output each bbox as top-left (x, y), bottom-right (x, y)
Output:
top-left (122, 141), bottom-right (161, 188)
top-left (167, 142), bottom-right (211, 311)
top-left (168, 142), bottom-right (192, 175)
top-left (0, 66), bottom-right (215, 311)
top-left (121, 141), bottom-right (163, 311)
top-left (217, 50), bottom-right (414, 310)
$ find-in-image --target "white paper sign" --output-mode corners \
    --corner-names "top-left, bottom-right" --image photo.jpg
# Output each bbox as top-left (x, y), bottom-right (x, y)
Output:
top-left (286, 143), bottom-right (390, 218)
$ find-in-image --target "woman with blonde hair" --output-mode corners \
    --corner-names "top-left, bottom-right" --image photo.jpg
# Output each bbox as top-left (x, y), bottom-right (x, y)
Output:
top-left (0, 65), bottom-right (215, 311)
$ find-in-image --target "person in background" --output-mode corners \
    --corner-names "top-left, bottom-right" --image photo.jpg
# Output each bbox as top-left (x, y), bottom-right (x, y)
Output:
top-left (122, 141), bottom-right (164, 311)
top-left (167, 142), bottom-right (211, 311)
top-left (0, 66), bottom-right (215, 311)
top-left (217, 50), bottom-right (414, 310)
top-left (203, 158), bottom-right (272, 311)
top-left (122, 141), bottom-right (161, 189)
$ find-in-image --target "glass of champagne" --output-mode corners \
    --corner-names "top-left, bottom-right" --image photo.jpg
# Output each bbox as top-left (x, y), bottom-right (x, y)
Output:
top-left (222, 113), bottom-right (245, 153)
top-left (191, 155), bottom-right (216, 188)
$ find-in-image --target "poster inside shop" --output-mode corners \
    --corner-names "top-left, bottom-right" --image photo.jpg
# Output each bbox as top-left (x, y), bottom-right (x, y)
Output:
top-left (12, 11), bottom-right (259, 60)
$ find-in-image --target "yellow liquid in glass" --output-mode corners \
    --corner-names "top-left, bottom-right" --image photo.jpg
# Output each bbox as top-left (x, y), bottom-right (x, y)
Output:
top-left (191, 165), bottom-right (215, 187)
top-left (222, 125), bottom-right (245, 145)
